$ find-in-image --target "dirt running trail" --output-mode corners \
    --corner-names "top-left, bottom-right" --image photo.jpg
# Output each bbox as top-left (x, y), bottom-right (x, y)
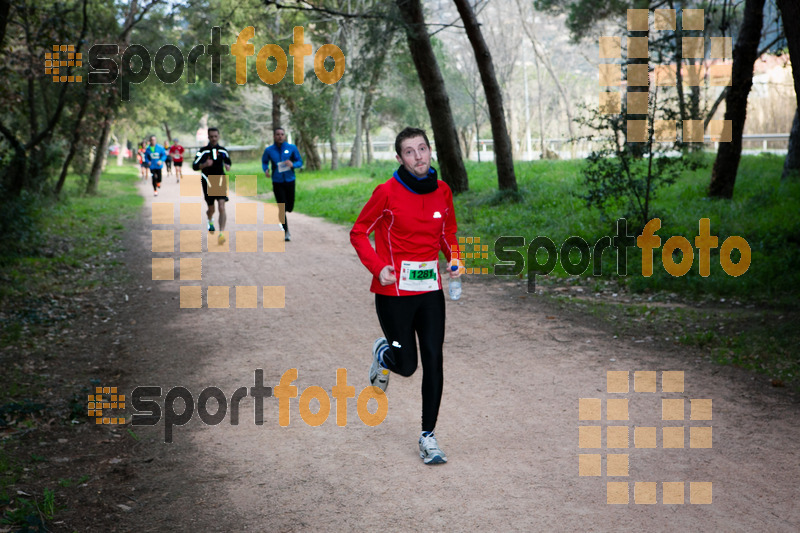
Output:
top-left (117, 169), bottom-right (798, 532)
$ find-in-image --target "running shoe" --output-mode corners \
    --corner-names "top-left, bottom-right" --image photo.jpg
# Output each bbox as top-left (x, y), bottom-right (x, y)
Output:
top-left (369, 337), bottom-right (390, 391)
top-left (218, 232), bottom-right (226, 245)
top-left (285, 231), bottom-right (292, 242)
top-left (154, 190), bottom-right (158, 196)
top-left (419, 432), bottom-right (447, 464)
top-left (208, 220), bottom-right (215, 233)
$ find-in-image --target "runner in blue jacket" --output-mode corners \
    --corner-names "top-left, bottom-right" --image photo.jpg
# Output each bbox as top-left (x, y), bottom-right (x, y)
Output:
top-left (145, 135), bottom-right (167, 196)
top-left (262, 127), bottom-right (303, 241)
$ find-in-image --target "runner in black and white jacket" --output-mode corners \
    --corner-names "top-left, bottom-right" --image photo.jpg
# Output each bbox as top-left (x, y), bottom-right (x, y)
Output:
top-left (192, 127), bottom-right (232, 245)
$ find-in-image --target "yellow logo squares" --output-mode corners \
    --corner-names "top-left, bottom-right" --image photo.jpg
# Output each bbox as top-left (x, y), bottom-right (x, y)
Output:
top-left (607, 482), bottom-right (629, 504)
top-left (180, 286), bottom-right (203, 308)
top-left (635, 482), bottom-right (657, 504)
top-left (456, 236), bottom-right (489, 275)
top-left (236, 285), bottom-right (258, 308)
top-left (579, 454), bottom-right (601, 476)
top-left (682, 9), bottom-right (705, 31)
top-left (599, 36), bottom-right (621, 59)
top-left (600, 92), bottom-right (621, 115)
top-left (653, 9), bottom-right (676, 31)
top-left (690, 482), bottom-right (713, 504)
top-left (205, 175), bottom-right (228, 197)
top-left (180, 202), bottom-right (203, 224)
top-left (87, 386), bottom-right (125, 424)
top-left (234, 175), bottom-right (257, 196)
top-left (152, 202), bottom-right (174, 225)
top-left (580, 371), bottom-right (713, 504)
top-left (690, 399), bottom-right (712, 420)
top-left (598, 9), bottom-right (730, 143)
top-left (627, 9), bottom-right (649, 31)
top-left (208, 286), bottom-right (230, 308)
top-left (47, 44), bottom-right (82, 82)
top-left (235, 203), bottom-right (258, 225)
top-left (152, 177), bottom-right (286, 309)
top-left (607, 454), bottom-right (629, 477)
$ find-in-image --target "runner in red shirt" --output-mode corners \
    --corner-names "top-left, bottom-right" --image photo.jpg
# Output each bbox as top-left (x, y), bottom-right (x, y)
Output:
top-left (350, 127), bottom-right (463, 465)
top-left (137, 142), bottom-right (148, 180)
top-left (169, 139), bottom-right (185, 182)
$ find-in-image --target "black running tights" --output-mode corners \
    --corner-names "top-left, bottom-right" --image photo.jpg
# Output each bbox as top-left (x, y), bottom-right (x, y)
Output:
top-left (375, 290), bottom-right (445, 433)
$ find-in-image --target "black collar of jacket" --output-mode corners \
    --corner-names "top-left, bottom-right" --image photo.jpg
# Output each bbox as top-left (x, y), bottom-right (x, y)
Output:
top-left (396, 165), bottom-right (438, 194)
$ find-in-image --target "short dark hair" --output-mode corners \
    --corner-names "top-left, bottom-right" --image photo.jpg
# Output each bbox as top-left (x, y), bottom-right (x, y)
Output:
top-left (274, 127), bottom-right (285, 134)
top-left (395, 127), bottom-right (430, 156)
top-left (208, 127), bottom-right (219, 134)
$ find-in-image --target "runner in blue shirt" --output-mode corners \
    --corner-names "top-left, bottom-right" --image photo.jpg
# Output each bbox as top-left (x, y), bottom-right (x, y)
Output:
top-left (145, 135), bottom-right (167, 196)
top-left (261, 127), bottom-right (303, 241)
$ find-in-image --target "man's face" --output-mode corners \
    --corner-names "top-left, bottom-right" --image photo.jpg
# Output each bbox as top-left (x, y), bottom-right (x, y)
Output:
top-left (396, 135), bottom-right (431, 177)
top-left (149, 136), bottom-right (157, 146)
top-left (208, 130), bottom-right (220, 146)
top-left (273, 129), bottom-right (286, 144)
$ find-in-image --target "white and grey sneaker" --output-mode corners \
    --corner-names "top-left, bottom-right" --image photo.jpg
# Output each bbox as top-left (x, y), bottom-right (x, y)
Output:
top-left (369, 337), bottom-right (390, 391)
top-left (419, 432), bottom-right (447, 464)
top-left (284, 230), bottom-right (291, 242)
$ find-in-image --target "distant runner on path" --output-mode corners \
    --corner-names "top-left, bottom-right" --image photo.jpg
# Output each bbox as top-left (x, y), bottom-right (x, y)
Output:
top-left (192, 127), bottom-right (231, 245)
top-left (350, 127), bottom-right (463, 465)
top-left (262, 127), bottom-right (303, 242)
top-left (164, 142), bottom-right (173, 177)
top-left (145, 135), bottom-right (167, 196)
top-left (137, 142), bottom-right (148, 180)
top-left (169, 139), bottom-right (185, 182)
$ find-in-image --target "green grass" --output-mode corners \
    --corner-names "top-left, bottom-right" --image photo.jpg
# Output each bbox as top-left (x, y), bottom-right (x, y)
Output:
top-left (229, 154), bottom-right (799, 386)
top-left (234, 154), bottom-right (799, 302)
top-left (0, 165), bottom-right (141, 530)
top-left (0, 165), bottom-right (142, 381)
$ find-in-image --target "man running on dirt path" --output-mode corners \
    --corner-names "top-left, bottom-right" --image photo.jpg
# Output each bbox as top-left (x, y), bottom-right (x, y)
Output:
top-left (350, 126), bottom-right (462, 465)
top-left (169, 138), bottom-right (185, 182)
top-left (192, 127), bottom-right (231, 245)
top-left (145, 135), bottom-right (167, 196)
top-left (262, 127), bottom-right (303, 242)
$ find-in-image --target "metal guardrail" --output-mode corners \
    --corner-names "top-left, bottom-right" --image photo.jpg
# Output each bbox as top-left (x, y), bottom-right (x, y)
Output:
top-left (316, 134), bottom-right (792, 161)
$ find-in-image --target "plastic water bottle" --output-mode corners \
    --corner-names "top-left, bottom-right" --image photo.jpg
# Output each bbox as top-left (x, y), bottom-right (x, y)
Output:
top-left (448, 265), bottom-right (462, 301)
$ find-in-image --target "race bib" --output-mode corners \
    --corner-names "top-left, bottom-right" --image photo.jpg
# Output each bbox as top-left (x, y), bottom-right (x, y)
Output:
top-left (278, 160), bottom-right (292, 172)
top-left (398, 260), bottom-right (438, 291)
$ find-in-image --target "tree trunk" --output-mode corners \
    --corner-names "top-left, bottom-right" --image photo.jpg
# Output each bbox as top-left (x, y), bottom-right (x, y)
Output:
top-left (272, 90), bottom-right (282, 129)
top-left (515, 0), bottom-right (575, 142)
top-left (82, 0), bottom-right (142, 195)
top-left (704, 86), bottom-right (728, 128)
top-left (776, 0), bottom-right (800, 180)
top-left (330, 82), bottom-right (341, 170)
top-left (459, 127), bottom-right (471, 160)
top-left (627, 0), bottom-right (649, 156)
top-left (55, 84), bottom-right (92, 196)
top-left (0, 0), bottom-right (11, 50)
top-left (534, 50), bottom-right (545, 156)
top-left (672, 1), bottom-right (687, 135)
top-left (117, 133), bottom-right (127, 166)
top-left (365, 121), bottom-right (373, 165)
top-left (298, 132), bottom-right (321, 171)
top-left (86, 106), bottom-right (113, 195)
top-left (163, 122), bottom-right (172, 145)
top-left (709, 0), bottom-right (766, 198)
top-left (452, 0), bottom-right (517, 191)
top-left (395, 0), bottom-right (468, 193)
top-left (783, 108), bottom-right (800, 180)
top-left (349, 93), bottom-right (363, 167)
top-left (473, 98), bottom-right (481, 163)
